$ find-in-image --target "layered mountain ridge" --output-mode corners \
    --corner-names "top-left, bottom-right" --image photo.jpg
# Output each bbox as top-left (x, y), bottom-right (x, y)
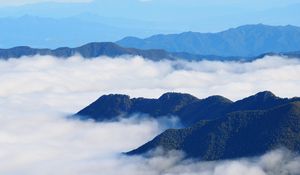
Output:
top-left (1, 24), bottom-right (300, 61)
top-left (117, 24), bottom-right (300, 57)
top-left (0, 42), bottom-right (172, 61)
top-left (1, 42), bottom-right (250, 61)
top-left (76, 91), bottom-right (300, 127)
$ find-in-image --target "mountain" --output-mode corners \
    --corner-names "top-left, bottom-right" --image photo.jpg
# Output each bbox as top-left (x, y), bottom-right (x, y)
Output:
top-left (76, 91), bottom-right (300, 160)
top-left (117, 24), bottom-right (300, 57)
top-left (128, 98), bottom-right (300, 161)
top-left (0, 41), bottom-right (241, 61)
top-left (76, 91), bottom-right (300, 127)
top-left (0, 41), bottom-right (253, 61)
top-left (0, 42), bottom-right (173, 61)
top-left (228, 91), bottom-right (293, 111)
top-left (76, 92), bottom-right (204, 126)
top-left (1, 41), bottom-right (300, 61)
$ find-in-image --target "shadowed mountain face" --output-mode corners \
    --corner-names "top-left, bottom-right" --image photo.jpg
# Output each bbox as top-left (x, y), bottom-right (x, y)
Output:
top-left (76, 91), bottom-right (300, 127)
top-left (117, 24), bottom-right (300, 57)
top-left (128, 101), bottom-right (300, 160)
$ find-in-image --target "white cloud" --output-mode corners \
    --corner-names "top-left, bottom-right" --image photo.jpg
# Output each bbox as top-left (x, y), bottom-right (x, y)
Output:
top-left (0, 55), bottom-right (298, 111)
top-left (0, 55), bottom-right (299, 174)
top-left (0, 0), bottom-right (93, 6)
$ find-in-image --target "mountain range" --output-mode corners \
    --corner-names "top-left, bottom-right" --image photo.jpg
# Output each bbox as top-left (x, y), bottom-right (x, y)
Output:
top-left (75, 91), bottom-right (300, 160)
top-left (1, 24), bottom-right (300, 60)
top-left (117, 24), bottom-right (300, 57)
top-left (1, 42), bottom-right (300, 61)
top-left (0, 42), bottom-right (172, 61)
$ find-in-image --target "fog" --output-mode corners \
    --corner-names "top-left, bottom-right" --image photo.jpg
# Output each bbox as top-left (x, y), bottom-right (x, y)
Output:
top-left (0, 55), bottom-right (299, 175)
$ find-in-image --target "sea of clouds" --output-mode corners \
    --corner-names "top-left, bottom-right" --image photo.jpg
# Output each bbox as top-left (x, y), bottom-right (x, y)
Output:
top-left (0, 55), bottom-right (299, 175)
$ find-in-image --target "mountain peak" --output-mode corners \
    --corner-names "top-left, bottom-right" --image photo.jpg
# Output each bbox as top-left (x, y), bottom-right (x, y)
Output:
top-left (93, 94), bottom-right (132, 108)
top-left (253, 91), bottom-right (276, 99)
top-left (155, 92), bottom-right (199, 115)
top-left (98, 94), bottom-right (130, 100)
top-left (76, 91), bottom-right (300, 126)
top-left (76, 94), bottom-right (132, 121)
top-left (158, 92), bottom-right (197, 101)
top-left (228, 91), bottom-right (286, 111)
top-left (203, 95), bottom-right (233, 103)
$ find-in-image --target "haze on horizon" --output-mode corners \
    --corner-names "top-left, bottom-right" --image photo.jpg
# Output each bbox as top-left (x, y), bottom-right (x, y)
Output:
top-left (0, 0), bottom-right (299, 31)
top-left (0, 0), bottom-right (299, 48)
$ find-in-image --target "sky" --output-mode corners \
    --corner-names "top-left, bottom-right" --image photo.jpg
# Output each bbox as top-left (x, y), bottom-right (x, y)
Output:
top-left (0, 0), bottom-right (299, 32)
top-left (0, 0), bottom-right (299, 48)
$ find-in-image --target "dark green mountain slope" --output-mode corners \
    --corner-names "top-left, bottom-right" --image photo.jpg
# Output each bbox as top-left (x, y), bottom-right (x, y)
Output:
top-left (76, 92), bottom-right (204, 125)
top-left (128, 102), bottom-right (300, 160)
top-left (227, 91), bottom-right (300, 111)
top-left (76, 91), bottom-right (300, 127)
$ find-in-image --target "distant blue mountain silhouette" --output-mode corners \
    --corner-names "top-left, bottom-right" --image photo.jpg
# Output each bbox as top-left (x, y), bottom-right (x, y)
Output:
top-left (0, 42), bottom-right (172, 61)
top-left (1, 42), bottom-right (299, 61)
top-left (117, 24), bottom-right (300, 57)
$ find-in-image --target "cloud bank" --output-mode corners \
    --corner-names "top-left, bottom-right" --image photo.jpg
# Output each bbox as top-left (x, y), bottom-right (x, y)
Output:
top-left (0, 55), bottom-right (299, 174)
top-left (120, 149), bottom-right (300, 175)
top-left (0, 55), bottom-right (299, 112)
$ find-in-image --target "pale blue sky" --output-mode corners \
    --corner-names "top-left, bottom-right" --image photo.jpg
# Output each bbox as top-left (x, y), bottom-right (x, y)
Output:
top-left (0, 0), bottom-right (299, 32)
top-left (0, 0), bottom-right (299, 48)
